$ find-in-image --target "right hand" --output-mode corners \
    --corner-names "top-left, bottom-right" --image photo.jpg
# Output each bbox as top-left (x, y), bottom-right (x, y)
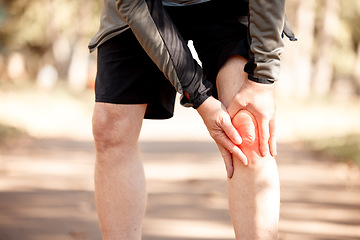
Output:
top-left (227, 79), bottom-right (277, 157)
top-left (196, 96), bottom-right (248, 178)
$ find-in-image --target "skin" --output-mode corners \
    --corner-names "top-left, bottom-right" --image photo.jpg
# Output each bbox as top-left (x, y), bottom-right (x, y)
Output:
top-left (93, 103), bottom-right (147, 239)
top-left (227, 78), bottom-right (277, 158)
top-left (92, 54), bottom-right (279, 239)
top-left (217, 55), bottom-right (280, 239)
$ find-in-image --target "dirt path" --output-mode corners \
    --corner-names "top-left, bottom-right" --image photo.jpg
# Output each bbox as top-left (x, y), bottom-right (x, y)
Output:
top-left (1, 90), bottom-right (359, 239)
top-left (0, 136), bottom-right (359, 240)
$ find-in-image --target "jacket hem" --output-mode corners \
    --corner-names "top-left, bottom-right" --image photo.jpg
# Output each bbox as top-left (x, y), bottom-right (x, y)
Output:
top-left (88, 26), bottom-right (130, 52)
top-left (248, 74), bottom-right (275, 84)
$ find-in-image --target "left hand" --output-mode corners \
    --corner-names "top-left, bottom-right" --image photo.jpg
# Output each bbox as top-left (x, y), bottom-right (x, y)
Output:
top-left (197, 96), bottom-right (248, 178)
top-left (227, 79), bottom-right (277, 157)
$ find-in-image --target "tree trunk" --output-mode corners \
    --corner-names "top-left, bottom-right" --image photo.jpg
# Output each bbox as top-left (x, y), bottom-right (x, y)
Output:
top-left (355, 43), bottom-right (360, 96)
top-left (294, 0), bottom-right (316, 98)
top-left (312, 0), bottom-right (339, 96)
top-left (67, 39), bottom-right (90, 92)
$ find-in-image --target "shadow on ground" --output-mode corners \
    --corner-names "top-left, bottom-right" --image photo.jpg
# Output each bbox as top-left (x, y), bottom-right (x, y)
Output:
top-left (0, 138), bottom-right (359, 239)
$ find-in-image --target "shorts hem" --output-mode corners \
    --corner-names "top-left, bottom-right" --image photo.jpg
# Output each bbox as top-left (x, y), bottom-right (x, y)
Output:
top-left (95, 97), bottom-right (175, 120)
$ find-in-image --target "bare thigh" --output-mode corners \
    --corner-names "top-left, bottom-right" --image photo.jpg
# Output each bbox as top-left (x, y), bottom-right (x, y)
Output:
top-left (216, 55), bottom-right (248, 107)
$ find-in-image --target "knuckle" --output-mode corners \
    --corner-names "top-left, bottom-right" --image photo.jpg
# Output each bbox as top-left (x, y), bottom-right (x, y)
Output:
top-left (261, 133), bottom-right (270, 141)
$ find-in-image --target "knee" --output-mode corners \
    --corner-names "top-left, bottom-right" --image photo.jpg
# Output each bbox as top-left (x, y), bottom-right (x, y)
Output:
top-left (92, 111), bottom-right (112, 146)
top-left (232, 110), bottom-right (277, 168)
top-left (92, 112), bottom-right (118, 153)
top-left (232, 110), bottom-right (258, 148)
top-left (92, 105), bottom-right (138, 153)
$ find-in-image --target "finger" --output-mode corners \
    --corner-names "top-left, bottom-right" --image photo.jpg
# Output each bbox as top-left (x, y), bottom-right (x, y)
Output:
top-left (221, 115), bottom-right (242, 145)
top-left (231, 145), bottom-right (248, 167)
top-left (216, 133), bottom-right (248, 167)
top-left (217, 144), bottom-right (234, 178)
top-left (258, 119), bottom-right (270, 157)
top-left (269, 118), bottom-right (277, 156)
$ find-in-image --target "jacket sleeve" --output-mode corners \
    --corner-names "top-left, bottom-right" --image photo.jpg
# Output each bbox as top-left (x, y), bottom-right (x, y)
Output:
top-left (245, 0), bottom-right (286, 84)
top-left (115, 0), bottom-right (212, 108)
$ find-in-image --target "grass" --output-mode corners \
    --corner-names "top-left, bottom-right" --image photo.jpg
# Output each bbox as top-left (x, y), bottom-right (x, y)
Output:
top-left (305, 134), bottom-right (360, 166)
top-left (276, 95), bottom-right (360, 167)
top-left (0, 123), bottom-right (28, 146)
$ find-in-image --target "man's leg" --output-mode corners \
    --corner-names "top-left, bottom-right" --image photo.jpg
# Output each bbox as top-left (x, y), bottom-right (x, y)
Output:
top-left (217, 55), bottom-right (280, 239)
top-left (92, 102), bottom-right (147, 240)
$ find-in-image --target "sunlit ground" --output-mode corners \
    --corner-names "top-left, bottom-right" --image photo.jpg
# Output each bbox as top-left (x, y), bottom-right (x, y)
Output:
top-left (1, 84), bottom-right (359, 142)
top-left (0, 85), bottom-right (360, 239)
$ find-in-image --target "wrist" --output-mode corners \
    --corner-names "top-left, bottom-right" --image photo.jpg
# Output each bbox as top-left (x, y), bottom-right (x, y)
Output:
top-left (245, 78), bottom-right (275, 92)
top-left (180, 89), bottom-right (211, 109)
top-left (248, 74), bottom-right (275, 84)
top-left (196, 96), bottom-right (214, 114)
top-left (192, 92), bottom-right (211, 109)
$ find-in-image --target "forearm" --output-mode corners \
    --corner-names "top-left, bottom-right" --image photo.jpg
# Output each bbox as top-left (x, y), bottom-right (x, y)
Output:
top-left (245, 0), bottom-right (286, 83)
top-left (116, 0), bottom-right (211, 108)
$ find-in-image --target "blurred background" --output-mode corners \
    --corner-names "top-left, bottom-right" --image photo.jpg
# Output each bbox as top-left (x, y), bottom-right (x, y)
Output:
top-left (0, 0), bottom-right (359, 157)
top-left (0, 0), bottom-right (359, 239)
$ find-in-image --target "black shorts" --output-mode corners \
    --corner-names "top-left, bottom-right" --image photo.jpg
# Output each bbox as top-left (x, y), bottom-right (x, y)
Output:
top-left (95, 0), bottom-right (249, 119)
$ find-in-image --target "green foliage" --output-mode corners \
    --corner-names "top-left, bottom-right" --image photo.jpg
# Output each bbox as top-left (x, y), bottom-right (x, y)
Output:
top-left (340, 0), bottom-right (360, 49)
top-left (0, 0), bottom-right (102, 53)
top-left (306, 134), bottom-right (360, 166)
top-left (333, 0), bottom-right (360, 79)
top-left (0, 122), bottom-right (27, 145)
top-left (0, 0), bottom-right (359, 96)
